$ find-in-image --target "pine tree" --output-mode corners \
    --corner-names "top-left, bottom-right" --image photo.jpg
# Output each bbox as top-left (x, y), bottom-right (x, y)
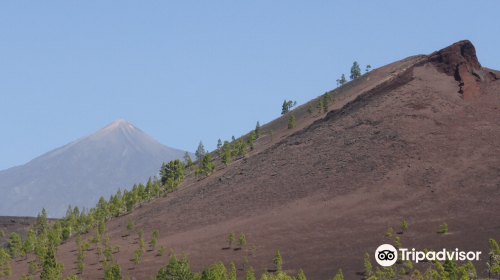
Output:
top-left (340, 74), bottom-right (347, 85)
top-left (489, 238), bottom-right (500, 257)
top-left (228, 262), bottom-right (237, 280)
top-left (92, 230), bottom-right (101, 250)
top-left (222, 140), bottom-right (232, 161)
top-left (325, 91), bottom-right (331, 102)
top-left (394, 236), bottom-right (401, 248)
top-left (332, 90), bottom-right (338, 102)
top-left (461, 261), bottom-right (477, 279)
top-left (139, 238), bottom-right (145, 251)
top-left (196, 153), bottom-right (215, 177)
top-left (157, 245), bottom-right (166, 256)
top-left (273, 250), bottom-right (282, 272)
top-left (150, 236), bottom-right (157, 250)
top-left (104, 270), bottom-right (114, 280)
top-left (333, 269), bottom-right (344, 280)
top-left (29, 260), bottom-right (38, 275)
top-left (0, 230), bottom-right (4, 238)
top-left (366, 65), bottom-right (371, 72)
top-left (107, 263), bottom-right (122, 280)
top-left (243, 256), bottom-right (249, 269)
top-left (61, 227), bottom-right (71, 241)
top-left (126, 219), bottom-right (134, 236)
top-left (217, 139), bottom-right (223, 156)
top-left (443, 253), bottom-right (457, 280)
top-left (323, 93), bottom-right (329, 113)
top-left (23, 230), bottom-right (36, 254)
top-left (35, 208), bottom-right (49, 235)
top-left (40, 249), bottom-right (64, 280)
top-left (296, 269), bottom-right (306, 280)
top-left (386, 227), bottom-right (393, 236)
top-left (245, 266), bottom-right (255, 280)
top-left (48, 229), bottom-right (61, 250)
top-left (153, 230), bottom-right (159, 239)
top-left (269, 130), bottom-right (274, 141)
top-left (4, 259), bottom-right (12, 279)
top-left (399, 267), bottom-right (406, 275)
top-left (8, 232), bottom-right (22, 257)
top-left (183, 151), bottom-right (193, 168)
top-left (133, 249), bottom-right (142, 265)
top-left (364, 252), bottom-right (373, 277)
top-left (195, 141), bottom-right (206, 160)
top-left (317, 99), bottom-right (323, 113)
top-left (404, 260), bottom-right (413, 271)
top-left (281, 100), bottom-right (289, 115)
top-left (227, 231), bottom-right (235, 248)
top-left (35, 237), bottom-right (47, 266)
top-left (255, 121), bottom-right (261, 138)
top-left (350, 61), bottom-right (361, 80)
top-left (75, 234), bottom-right (82, 248)
top-left (98, 219), bottom-right (106, 236)
top-left (0, 247), bottom-right (10, 260)
top-left (238, 233), bottom-right (246, 249)
top-left (222, 150), bottom-right (231, 165)
top-left (247, 131), bottom-right (256, 150)
top-left (137, 229), bottom-right (143, 239)
top-left (96, 246), bottom-right (102, 262)
top-left (160, 159), bottom-right (185, 190)
top-left (102, 235), bottom-right (110, 248)
top-left (288, 115), bottom-right (295, 129)
top-left (307, 104), bottom-right (313, 114)
top-left (249, 245), bottom-right (256, 257)
top-left (438, 222), bottom-right (448, 233)
top-left (401, 220), bottom-right (408, 232)
top-left (236, 139), bottom-right (247, 156)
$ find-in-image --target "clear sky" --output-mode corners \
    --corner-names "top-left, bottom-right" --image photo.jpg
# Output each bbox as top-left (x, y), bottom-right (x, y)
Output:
top-left (1, 1), bottom-right (499, 171)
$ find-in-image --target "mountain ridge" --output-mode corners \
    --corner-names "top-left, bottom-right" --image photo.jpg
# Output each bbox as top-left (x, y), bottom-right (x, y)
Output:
top-left (0, 119), bottom-right (191, 218)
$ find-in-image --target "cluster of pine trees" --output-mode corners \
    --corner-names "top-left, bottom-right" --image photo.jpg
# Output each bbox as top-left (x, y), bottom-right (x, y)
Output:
top-left (335, 61), bottom-right (371, 87)
top-left (307, 91), bottom-right (337, 117)
top-left (1, 216), bottom-right (67, 279)
top-left (210, 120), bottom-right (270, 168)
top-left (44, 176), bottom-right (166, 238)
top-left (149, 250), bottom-right (319, 280)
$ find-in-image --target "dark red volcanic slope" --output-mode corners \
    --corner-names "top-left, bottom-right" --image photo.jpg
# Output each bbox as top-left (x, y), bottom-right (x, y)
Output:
top-left (8, 40), bottom-right (500, 279)
top-left (0, 217), bottom-right (39, 248)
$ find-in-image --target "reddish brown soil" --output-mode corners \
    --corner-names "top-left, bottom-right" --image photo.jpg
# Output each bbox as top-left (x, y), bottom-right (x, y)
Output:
top-left (7, 40), bottom-right (500, 280)
top-left (0, 217), bottom-right (39, 248)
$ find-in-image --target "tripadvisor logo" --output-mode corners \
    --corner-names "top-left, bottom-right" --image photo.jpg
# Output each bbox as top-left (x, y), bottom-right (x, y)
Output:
top-left (375, 244), bottom-right (482, 267)
top-left (375, 244), bottom-right (398, 266)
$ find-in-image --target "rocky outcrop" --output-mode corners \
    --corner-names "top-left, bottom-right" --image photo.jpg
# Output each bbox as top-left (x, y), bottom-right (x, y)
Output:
top-left (427, 40), bottom-right (486, 99)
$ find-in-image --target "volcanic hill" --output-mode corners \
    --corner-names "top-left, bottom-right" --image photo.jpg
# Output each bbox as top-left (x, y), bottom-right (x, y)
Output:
top-left (7, 40), bottom-right (500, 279)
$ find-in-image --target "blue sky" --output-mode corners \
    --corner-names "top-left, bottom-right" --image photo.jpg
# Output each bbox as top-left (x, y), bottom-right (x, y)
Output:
top-left (1, 1), bottom-right (499, 171)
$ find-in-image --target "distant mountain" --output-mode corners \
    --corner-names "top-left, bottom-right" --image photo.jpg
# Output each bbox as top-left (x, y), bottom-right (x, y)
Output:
top-left (0, 120), bottom-right (191, 218)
